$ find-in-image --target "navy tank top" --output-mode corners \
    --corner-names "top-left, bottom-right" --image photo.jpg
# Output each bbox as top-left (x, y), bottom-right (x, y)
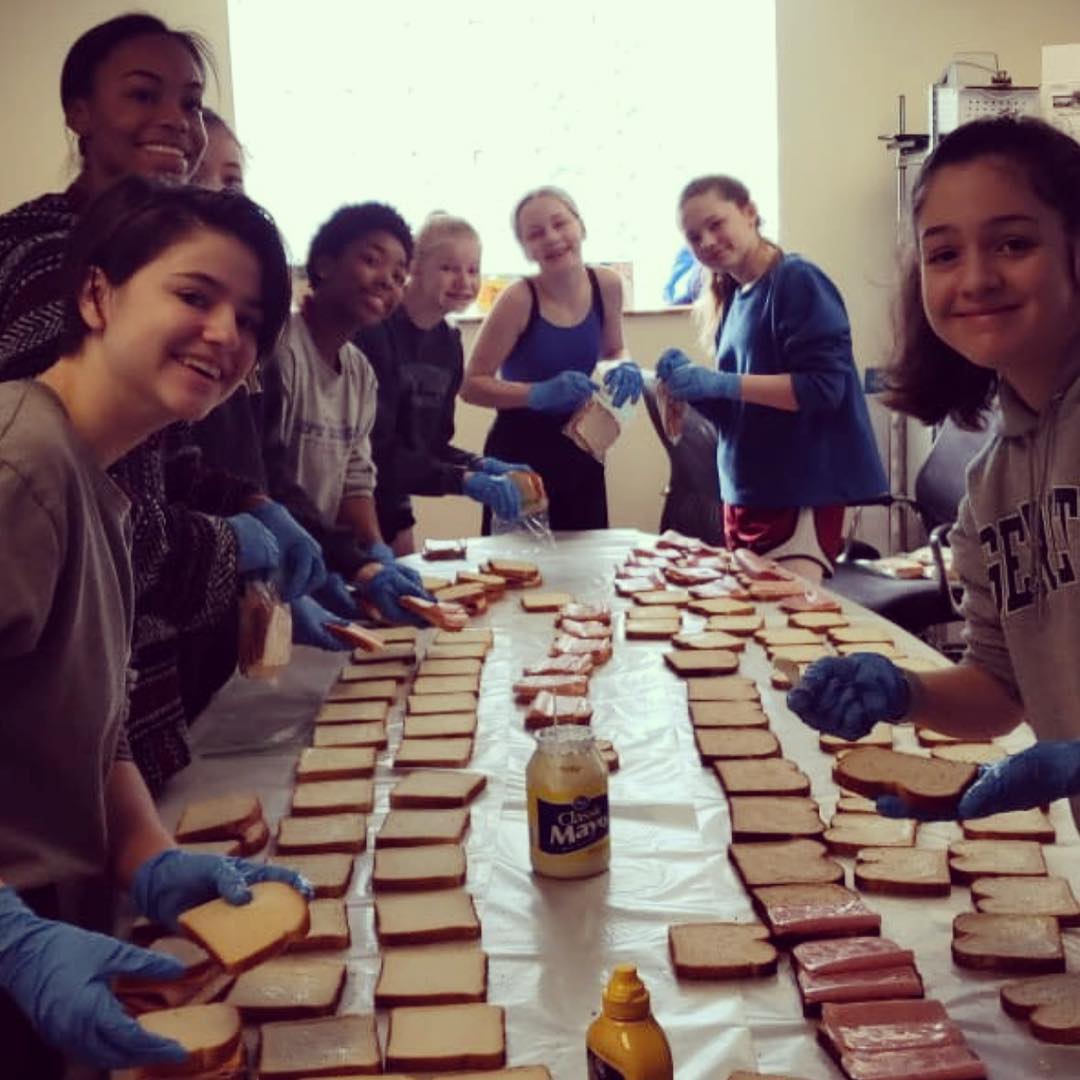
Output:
top-left (501, 267), bottom-right (605, 383)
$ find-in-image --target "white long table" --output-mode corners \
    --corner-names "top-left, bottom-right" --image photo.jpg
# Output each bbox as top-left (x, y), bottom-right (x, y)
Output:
top-left (159, 528), bottom-right (1080, 1078)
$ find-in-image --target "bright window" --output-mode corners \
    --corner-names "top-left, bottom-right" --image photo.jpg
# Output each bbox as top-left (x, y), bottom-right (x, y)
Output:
top-left (228, 0), bottom-right (777, 309)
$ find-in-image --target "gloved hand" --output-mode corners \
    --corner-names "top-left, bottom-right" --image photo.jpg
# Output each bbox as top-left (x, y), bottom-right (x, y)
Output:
top-left (786, 653), bottom-right (911, 742)
top-left (131, 849), bottom-right (313, 931)
top-left (656, 346), bottom-right (739, 402)
top-left (463, 472), bottom-right (523, 521)
top-left (291, 594), bottom-right (351, 651)
top-left (878, 741), bottom-right (1080, 821)
top-left (0, 888), bottom-right (188, 1070)
top-left (226, 512), bottom-right (279, 576)
top-left (310, 572), bottom-right (358, 619)
top-left (477, 457), bottom-right (528, 475)
top-left (603, 361), bottom-right (644, 407)
top-left (362, 565), bottom-right (433, 626)
top-left (526, 371), bottom-right (597, 413)
top-left (366, 540), bottom-right (397, 566)
top-left (248, 501), bottom-right (326, 600)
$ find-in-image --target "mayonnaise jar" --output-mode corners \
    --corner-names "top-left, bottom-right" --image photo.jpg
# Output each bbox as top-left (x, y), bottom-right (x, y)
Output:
top-left (527, 726), bottom-right (610, 878)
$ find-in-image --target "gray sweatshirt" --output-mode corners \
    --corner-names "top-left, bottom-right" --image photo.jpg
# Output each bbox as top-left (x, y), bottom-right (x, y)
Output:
top-left (270, 312), bottom-right (378, 521)
top-left (952, 345), bottom-right (1080, 828)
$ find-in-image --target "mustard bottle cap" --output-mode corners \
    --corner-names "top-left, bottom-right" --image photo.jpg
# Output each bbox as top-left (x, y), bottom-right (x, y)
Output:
top-left (602, 963), bottom-right (651, 1021)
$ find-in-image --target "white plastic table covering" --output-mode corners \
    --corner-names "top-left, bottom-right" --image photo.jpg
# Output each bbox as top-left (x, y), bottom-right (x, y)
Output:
top-left (157, 528), bottom-right (1080, 1079)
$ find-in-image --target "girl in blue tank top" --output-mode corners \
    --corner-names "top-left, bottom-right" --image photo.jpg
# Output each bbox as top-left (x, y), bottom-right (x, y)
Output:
top-left (462, 186), bottom-right (642, 531)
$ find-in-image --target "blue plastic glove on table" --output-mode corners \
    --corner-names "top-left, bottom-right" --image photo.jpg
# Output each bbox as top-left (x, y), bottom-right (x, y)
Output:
top-left (0, 888), bottom-right (188, 1070)
top-left (526, 371), bottom-right (597, 413)
top-left (131, 849), bottom-right (313, 931)
top-left (290, 594), bottom-right (351, 651)
top-left (656, 346), bottom-right (739, 402)
top-left (362, 566), bottom-right (433, 626)
top-left (603, 362), bottom-right (644, 407)
top-left (877, 740), bottom-right (1080, 820)
top-left (786, 653), bottom-right (911, 742)
top-left (478, 456), bottom-right (528, 475)
top-left (225, 512), bottom-right (279, 576)
top-left (463, 472), bottom-right (523, 521)
top-left (249, 501), bottom-right (327, 600)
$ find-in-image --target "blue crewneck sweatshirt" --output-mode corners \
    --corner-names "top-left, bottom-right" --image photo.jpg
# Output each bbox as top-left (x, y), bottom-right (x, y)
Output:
top-left (704, 253), bottom-right (887, 508)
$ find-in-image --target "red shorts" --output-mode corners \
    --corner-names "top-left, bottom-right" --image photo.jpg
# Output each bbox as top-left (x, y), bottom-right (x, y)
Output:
top-left (723, 504), bottom-right (846, 574)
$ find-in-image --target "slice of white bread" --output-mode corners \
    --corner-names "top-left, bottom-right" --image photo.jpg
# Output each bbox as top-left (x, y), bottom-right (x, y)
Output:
top-left (962, 808), bottom-right (1055, 843)
top-left (952, 912), bottom-right (1064, 974)
top-left (948, 839), bottom-right (1048, 883)
top-left (266, 853), bottom-right (354, 899)
top-left (321, 678), bottom-right (398, 704)
top-left (427, 642), bottom-right (490, 661)
top-left (325, 678), bottom-right (400, 703)
top-left (375, 945), bottom-right (488, 1006)
top-left (291, 779), bottom-right (374, 815)
top-left (1000, 973), bottom-right (1080, 1044)
top-left (664, 649), bottom-right (740, 677)
top-left (972, 876), bottom-right (1080, 925)
top-left (729, 797), bottom-right (824, 842)
top-left (819, 722), bottom-right (894, 754)
top-left (178, 882), bottom-right (309, 974)
top-left (407, 693), bottom-right (478, 715)
top-left (389, 771), bottom-right (487, 809)
top-left (672, 630), bottom-right (747, 652)
top-left (312, 722), bottom-right (388, 748)
top-left (257, 1013), bottom-right (381, 1078)
top-left (372, 844), bottom-right (468, 892)
top-left (385, 1003), bottom-right (505, 1072)
top-left (290, 897), bottom-right (351, 952)
top-left (394, 737), bottom-right (475, 769)
top-left (714, 759), bottom-right (810, 797)
top-left (276, 813), bottom-right (367, 855)
top-left (694, 728), bottom-right (780, 763)
top-left (296, 747), bottom-right (377, 782)
top-left (224, 957), bottom-right (345, 1020)
top-left (853, 847), bottom-right (951, 897)
top-left (175, 794), bottom-right (261, 843)
top-left (729, 838), bottom-right (844, 889)
top-left (402, 713), bottom-right (479, 739)
top-left (418, 658), bottom-right (484, 677)
top-left (336, 660), bottom-right (412, 682)
top-left (688, 597), bottom-right (756, 616)
top-left (624, 619), bottom-right (681, 640)
top-left (136, 1003), bottom-right (241, 1076)
top-left (413, 674), bottom-right (482, 696)
top-left (315, 701), bottom-right (390, 727)
top-left (833, 747), bottom-right (978, 815)
top-left (690, 701), bottom-right (769, 729)
top-left (668, 922), bottom-right (778, 979)
top-left (377, 809), bottom-right (470, 847)
top-left (823, 813), bottom-right (916, 856)
top-left (687, 677), bottom-right (760, 702)
top-left (375, 889), bottom-right (480, 945)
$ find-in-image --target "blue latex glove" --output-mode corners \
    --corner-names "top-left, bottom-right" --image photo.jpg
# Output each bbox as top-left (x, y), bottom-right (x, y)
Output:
top-left (226, 512), bottom-right (279, 576)
top-left (660, 357), bottom-right (740, 402)
top-left (362, 565), bottom-right (433, 626)
top-left (656, 347), bottom-right (693, 382)
top-left (463, 472), bottom-right (523, 521)
top-left (0, 888), bottom-right (188, 1070)
top-left (311, 572), bottom-right (358, 619)
top-left (366, 540), bottom-right (397, 566)
top-left (291, 594), bottom-right (351, 651)
top-left (478, 457), bottom-right (528, 475)
top-left (526, 371), bottom-right (597, 413)
top-left (131, 849), bottom-right (313, 931)
top-left (249, 501), bottom-right (327, 600)
top-left (603, 361), bottom-right (644, 407)
top-left (786, 653), bottom-right (911, 741)
top-left (878, 740), bottom-right (1080, 821)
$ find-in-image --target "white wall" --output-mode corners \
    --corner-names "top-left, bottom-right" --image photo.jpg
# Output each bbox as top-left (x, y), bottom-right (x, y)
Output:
top-left (0, 0), bottom-right (232, 211)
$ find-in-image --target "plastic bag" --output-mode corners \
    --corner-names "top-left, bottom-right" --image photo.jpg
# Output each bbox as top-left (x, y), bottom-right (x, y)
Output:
top-left (562, 384), bottom-right (636, 464)
top-left (237, 579), bottom-right (291, 679)
top-left (491, 468), bottom-right (555, 544)
top-left (655, 378), bottom-right (687, 446)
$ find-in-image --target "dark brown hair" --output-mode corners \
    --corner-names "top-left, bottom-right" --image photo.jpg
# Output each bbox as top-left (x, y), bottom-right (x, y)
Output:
top-left (885, 116), bottom-right (1080, 428)
top-left (59, 175), bottom-right (291, 359)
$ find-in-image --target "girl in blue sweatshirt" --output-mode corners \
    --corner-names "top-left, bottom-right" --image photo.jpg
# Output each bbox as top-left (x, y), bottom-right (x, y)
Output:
top-left (657, 175), bottom-right (887, 583)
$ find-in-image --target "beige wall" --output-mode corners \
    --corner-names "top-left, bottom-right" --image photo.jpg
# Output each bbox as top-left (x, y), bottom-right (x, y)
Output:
top-left (0, 0), bottom-right (232, 211)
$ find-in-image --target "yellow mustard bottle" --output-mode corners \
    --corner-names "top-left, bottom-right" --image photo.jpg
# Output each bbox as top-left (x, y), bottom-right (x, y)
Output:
top-left (586, 965), bottom-right (674, 1079)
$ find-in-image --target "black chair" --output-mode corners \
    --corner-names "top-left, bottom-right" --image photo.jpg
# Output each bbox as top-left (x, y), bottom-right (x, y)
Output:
top-left (829, 416), bottom-right (996, 638)
top-left (641, 373), bottom-right (724, 545)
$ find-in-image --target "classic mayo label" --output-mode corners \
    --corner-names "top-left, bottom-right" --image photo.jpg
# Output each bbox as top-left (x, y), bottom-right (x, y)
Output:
top-left (536, 792), bottom-right (610, 855)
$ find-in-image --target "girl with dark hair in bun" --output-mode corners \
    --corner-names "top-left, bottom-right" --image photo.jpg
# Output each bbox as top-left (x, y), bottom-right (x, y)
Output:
top-left (0, 175), bottom-right (309, 1078)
